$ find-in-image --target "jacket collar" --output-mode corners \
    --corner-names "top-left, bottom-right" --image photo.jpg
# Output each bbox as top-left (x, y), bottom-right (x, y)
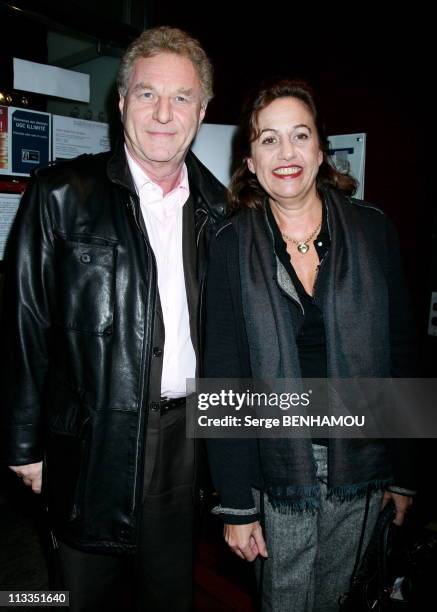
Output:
top-left (106, 139), bottom-right (136, 193)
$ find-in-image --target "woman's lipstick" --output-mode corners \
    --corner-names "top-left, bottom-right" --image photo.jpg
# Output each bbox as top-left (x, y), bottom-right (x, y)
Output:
top-left (272, 165), bottom-right (303, 179)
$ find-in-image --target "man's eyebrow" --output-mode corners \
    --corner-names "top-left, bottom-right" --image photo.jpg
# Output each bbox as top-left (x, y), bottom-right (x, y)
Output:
top-left (130, 84), bottom-right (195, 97)
top-left (176, 88), bottom-right (194, 96)
top-left (132, 82), bottom-right (153, 93)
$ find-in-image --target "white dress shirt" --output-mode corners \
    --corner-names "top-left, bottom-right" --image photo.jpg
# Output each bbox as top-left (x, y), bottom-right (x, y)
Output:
top-left (126, 148), bottom-right (196, 398)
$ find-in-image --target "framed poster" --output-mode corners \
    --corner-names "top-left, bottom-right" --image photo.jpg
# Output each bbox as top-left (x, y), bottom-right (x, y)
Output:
top-left (52, 115), bottom-right (110, 160)
top-left (0, 107), bottom-right (51, 177)
top-left (0, 106), bottom-right (9, 172)
top-left (327, 133), bottom-right (366, 199)
top-left (0, 193), bottom-right (21, 260)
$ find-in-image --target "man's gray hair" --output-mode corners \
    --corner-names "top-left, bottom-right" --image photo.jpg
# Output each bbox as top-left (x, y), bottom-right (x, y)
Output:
top-left (117, 26), bottom-right (213, 105)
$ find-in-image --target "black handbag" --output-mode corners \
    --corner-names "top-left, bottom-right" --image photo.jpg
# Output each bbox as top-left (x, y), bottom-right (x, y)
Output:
top-left (338, 498), bottom-right (397, 612)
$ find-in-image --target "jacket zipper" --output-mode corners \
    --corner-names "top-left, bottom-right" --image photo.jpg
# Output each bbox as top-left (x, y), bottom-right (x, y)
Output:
top-left (192, 207), bottom-right (210, 506)
top-left (196, 213), bottom-right (209, 371)
top-left (70, 416), bottom-right (91, 520)
top-left (128, 195), bottom-right (156, 515)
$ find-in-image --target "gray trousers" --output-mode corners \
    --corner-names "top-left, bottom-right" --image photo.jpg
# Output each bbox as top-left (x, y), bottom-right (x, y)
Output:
top-left (255, 445), bottom-right (383, 612)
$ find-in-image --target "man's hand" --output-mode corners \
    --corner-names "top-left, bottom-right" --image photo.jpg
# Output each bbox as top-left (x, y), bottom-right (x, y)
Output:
top-left (9, 461), bottom-right (43, 494)
top-left (224, 521), bottom-right (268, 562)
top-left (381, 490), bottom-right (413, 526)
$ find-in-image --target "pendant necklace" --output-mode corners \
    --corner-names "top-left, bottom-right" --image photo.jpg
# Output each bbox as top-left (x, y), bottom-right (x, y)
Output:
top-left (281, 220), bottom-right (322, 254)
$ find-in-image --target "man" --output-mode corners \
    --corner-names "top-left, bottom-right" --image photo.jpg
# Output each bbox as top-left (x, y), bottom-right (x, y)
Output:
top-left (1, 26), bottom-right (226, 611)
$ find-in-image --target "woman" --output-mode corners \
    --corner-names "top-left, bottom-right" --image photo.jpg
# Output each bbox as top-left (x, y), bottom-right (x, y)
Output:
top-left (203, 79), bottom-right (416, 611)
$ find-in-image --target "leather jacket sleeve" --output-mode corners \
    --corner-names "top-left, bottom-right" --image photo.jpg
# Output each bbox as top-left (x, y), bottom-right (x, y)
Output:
top-left (1, 175), bottom-right (55, 465)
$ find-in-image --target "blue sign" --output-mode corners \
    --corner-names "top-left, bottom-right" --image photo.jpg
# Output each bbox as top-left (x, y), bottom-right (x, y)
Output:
top-left (11, 109), bottom-right (50, 174)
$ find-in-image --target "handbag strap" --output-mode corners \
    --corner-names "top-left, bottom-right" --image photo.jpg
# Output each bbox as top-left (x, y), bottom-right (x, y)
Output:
top-left (257, 486), bottom-right (266, 612)
top-left (349, 485), bottom-right (372, 589)
top-left (338, 487), bottom-right (372, 609)
top-left (377, 501), bottom-right (396, 593)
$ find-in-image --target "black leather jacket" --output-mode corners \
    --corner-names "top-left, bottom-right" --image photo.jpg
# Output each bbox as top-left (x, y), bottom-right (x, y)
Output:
top-left (1, 144), bottom-right (226, 552)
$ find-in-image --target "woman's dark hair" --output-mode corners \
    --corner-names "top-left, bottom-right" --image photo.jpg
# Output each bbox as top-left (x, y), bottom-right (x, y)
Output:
top-left (228, 78), bottom-right (357, 213)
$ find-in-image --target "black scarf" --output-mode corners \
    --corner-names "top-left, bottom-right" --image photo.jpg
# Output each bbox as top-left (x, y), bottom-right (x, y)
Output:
top-left (236, 188), bottom-right (393, 512)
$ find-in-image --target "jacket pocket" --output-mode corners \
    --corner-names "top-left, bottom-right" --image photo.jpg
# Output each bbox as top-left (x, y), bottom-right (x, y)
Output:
top-left (45, 373), bottom-right (91, 436)
top-left (54, 237), bottom-right (116, 335)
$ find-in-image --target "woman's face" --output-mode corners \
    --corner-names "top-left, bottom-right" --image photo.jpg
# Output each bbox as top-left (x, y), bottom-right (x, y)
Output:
top-left (247, 96), bottom-right (323, 207)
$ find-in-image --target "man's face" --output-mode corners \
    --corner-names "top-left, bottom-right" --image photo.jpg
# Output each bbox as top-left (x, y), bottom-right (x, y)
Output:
top-left (119, 52), bottom-right (206, 173)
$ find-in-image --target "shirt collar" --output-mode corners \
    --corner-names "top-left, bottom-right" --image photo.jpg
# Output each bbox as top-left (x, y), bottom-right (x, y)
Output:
top-left (125, 145), bottom-right (189, 203)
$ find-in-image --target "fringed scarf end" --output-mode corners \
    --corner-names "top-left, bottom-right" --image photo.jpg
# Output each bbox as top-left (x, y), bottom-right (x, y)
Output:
top-left (328, 477), bottom-right (393, 503)
top-left (266, 484), bottom-right (320, 514)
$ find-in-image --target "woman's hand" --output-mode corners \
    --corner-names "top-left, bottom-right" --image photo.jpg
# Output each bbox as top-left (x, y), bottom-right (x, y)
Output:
top-left (381, 490), bottom-right (413, 526)
top-left (224, 521), bottom-right (268, 561)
